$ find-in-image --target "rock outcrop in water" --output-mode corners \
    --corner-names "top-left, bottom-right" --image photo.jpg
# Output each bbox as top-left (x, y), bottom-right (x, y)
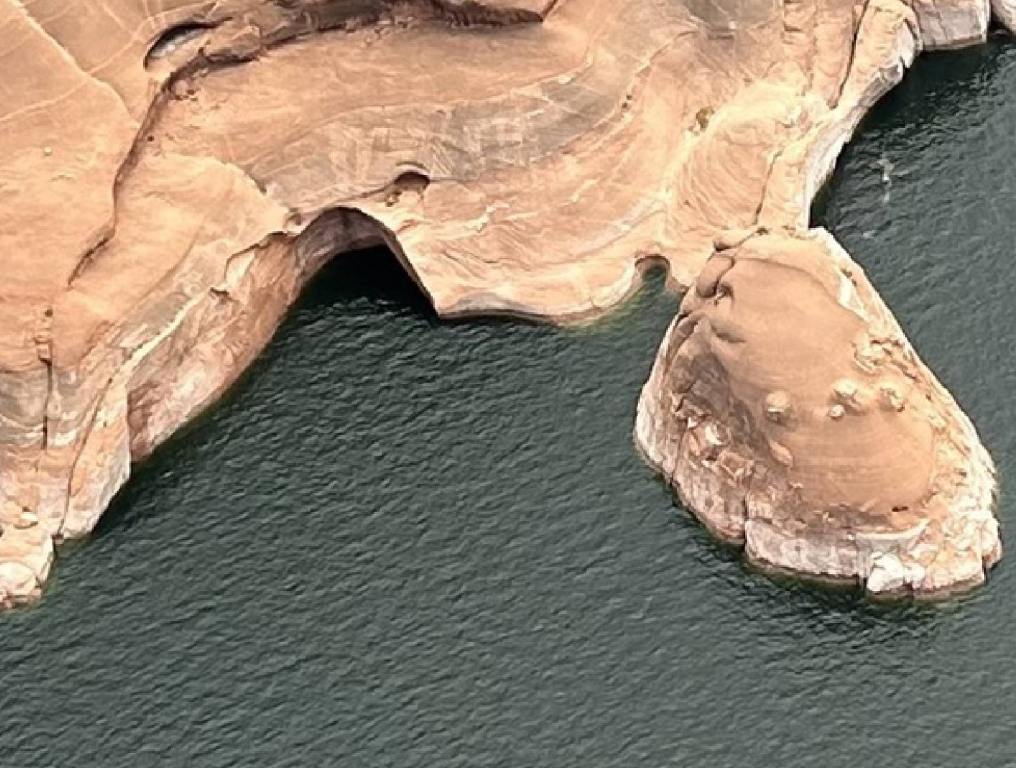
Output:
top-left (0, 0), bottom-right (1007, 607)
top-left (635, 230), bottom-right (1001, 596)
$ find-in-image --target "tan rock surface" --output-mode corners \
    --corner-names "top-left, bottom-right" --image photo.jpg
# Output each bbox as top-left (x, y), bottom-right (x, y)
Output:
top-left (635, 230), bottom-right (1000, 596)
top-left (0, 0), bottom-right (1003, 607)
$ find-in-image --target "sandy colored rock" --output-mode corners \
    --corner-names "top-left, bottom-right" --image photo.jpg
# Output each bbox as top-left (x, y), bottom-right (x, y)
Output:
top-left (0, 0), bottom-right (1003, 606)
top-left (635, 230), bottom-right (1000, 596)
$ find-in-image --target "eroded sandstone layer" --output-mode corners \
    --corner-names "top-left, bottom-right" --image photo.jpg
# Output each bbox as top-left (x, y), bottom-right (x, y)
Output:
top-left (0, 0), bottom-right (1008, 607)
top-left (635, 230), bottom-right (1001, 596)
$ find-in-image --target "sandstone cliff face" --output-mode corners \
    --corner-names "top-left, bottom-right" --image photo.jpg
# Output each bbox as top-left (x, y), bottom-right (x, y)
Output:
top-left (0, 0), bottom-right (1006, 606)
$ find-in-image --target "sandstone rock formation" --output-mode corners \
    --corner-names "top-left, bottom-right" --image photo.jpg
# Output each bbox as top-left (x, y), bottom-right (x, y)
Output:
top-left (993, 0), bottom-right (1016, 32)
top-left (635, 230), bottom-right (1000, 596)
top-left (0, 0), bottom-right (1007, 607)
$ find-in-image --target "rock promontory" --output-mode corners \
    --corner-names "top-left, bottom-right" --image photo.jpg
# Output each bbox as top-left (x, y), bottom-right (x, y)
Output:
top-left (635, 230), bottom-right (1001, 596)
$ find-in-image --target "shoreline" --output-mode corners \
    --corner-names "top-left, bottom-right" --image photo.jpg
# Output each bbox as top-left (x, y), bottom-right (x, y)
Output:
top-left (0, 0), bottom-right (1010, 608)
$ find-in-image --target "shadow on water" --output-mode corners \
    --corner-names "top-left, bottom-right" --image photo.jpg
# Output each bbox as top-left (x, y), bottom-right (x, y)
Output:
top-left (97, 246), bottom-right (437, 537)
top-left (96, 248), bottom-right (674, 538)
top-left (302, 245), bottom-right (439, 317)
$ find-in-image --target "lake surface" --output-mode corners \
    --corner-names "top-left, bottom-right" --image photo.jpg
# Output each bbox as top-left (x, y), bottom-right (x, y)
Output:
top-left (5, 39), bottom-right (1016, 768)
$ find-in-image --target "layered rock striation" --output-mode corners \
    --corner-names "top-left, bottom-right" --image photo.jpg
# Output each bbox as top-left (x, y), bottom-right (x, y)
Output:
top-left (0, 0), bottom-right (1009, 606)
top-left (635, 230), bottom-right (1000, 596)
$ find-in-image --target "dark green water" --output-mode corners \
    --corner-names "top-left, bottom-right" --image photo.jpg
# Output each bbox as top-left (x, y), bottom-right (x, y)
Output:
top-left (5, 40), bottom-right (1016, 767)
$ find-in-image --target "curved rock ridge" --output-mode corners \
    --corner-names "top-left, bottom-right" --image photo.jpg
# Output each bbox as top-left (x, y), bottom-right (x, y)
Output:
top-left (0, 0), bottom-right (1008, 606)
top-left (635, 229), bottom-right (1000, 596)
